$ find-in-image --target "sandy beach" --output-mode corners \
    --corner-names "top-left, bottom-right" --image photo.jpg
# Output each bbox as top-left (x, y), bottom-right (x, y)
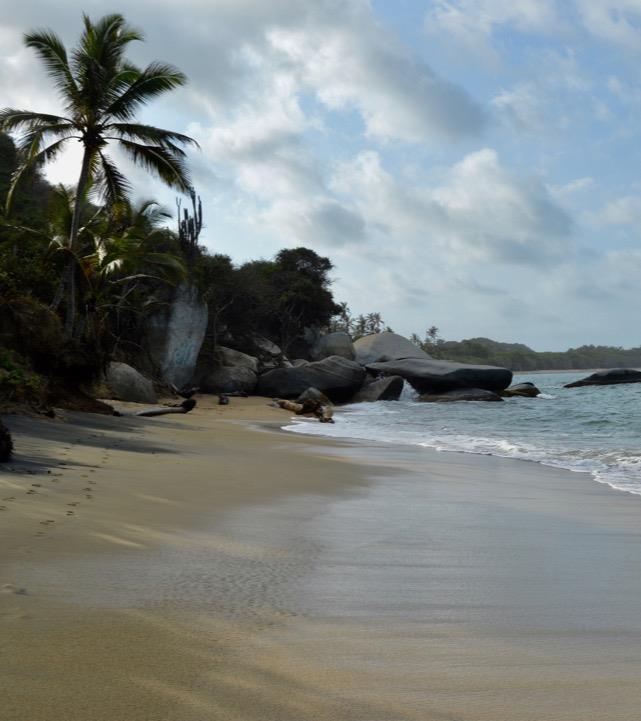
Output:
top-left (2, 396), bottom-right (641, 721)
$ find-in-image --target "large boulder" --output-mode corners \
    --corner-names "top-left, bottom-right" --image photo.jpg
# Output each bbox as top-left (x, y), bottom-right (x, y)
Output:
top-left (198, 347), bottom-right (259, 394)
top-left (419, 388), bottom-right (504, 403)
top-left (351, 376), bottom-right (405, 402)
top-left (366, 358), bottom-right (512, 394)
top-left (105, 362), bottom-right (157, 404)
top-left (502, 382), bottom-right (540, 398)
top-left (145, 282), bottom-right (208, 388)
top-left (354, 331), bottom-right (431, 365)
top-left (199, 367), bottom-right (257, 394)
top-left (565, 369), bottom-right (641, 389)
top-left (310, 332), bottom-right (355, 361)
top-left (257, 355), bottom-right (366, 402)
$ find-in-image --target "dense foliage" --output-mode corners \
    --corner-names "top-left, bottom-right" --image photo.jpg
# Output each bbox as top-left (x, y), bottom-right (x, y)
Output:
top-left (425, 337), bottom-right (641, 371)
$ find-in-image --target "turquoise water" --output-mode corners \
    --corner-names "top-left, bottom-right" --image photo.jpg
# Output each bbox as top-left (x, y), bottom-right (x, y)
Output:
top-left (284, 371), bottom-right (641, 495)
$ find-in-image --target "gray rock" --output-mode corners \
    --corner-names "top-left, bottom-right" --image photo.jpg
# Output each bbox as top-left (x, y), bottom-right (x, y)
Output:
top-left (199, 366), bottom-right (257, 394)
top-left (310, 332), bottom-right (355, 361)
top-left (565, 368), bottom-right (641, 388)
top-left (105, 362), bottom-right (157, 404)
top-left (354, 331), bottom-right (431, 365)
top-left (257, 355), bottom-right (366, 402)
top-left (502, 382), bottom-right (540, 398)
top-left (197, 346), bottom-right (259, 394)
top-left (145, 282), bottom-right (208, 388)
top-left (296, 387), bottom-right (332, 405)
top-left (366, 358), bottom-right (512, 394)
top-left (419, 388), bottom-right (504, 403)
top-left (351, 376), bottom-right (405, 402)
top-left (216, 347), bottom-right (259, 373)
top-left (252, 335), bottom-right (282, 359)
top-left (292, 359), bottom-right (310, 367)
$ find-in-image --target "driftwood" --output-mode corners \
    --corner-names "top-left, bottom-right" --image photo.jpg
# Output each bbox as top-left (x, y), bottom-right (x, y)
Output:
top-left (273, 398), bottom-right (334, 423)
top-left (170, 383), bottom-right (199, 399)
top-left (115, 399), bottom-right (197, 418)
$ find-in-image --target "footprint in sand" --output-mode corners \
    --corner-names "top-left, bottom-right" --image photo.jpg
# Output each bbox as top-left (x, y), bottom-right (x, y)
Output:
top-left (85, 494), bottom-right (93, 499)
top-left (26, 489), bottom-right (37, 495)
top-left (39, 519), bottom-right (55, 526)
top-left (0, 505), bottom-right (7, 511)
top-left (66, 510), bottom-right (75, 516)
top-left (1, 584), bottom-right (27, 596)
top-left (31, 483), bottom-right (42, 487)
top-left (3, 497), bottom-right (16, 502)
top-left (67, 502), bottom-right (79, 507)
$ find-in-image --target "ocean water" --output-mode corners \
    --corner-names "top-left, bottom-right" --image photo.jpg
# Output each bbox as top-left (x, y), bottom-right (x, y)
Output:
top-left (283, 371), bottom-right (641, 496)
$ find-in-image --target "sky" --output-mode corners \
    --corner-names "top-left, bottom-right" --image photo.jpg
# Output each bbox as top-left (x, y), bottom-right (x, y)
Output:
top-left (2, 0), bottom-right (641, 350)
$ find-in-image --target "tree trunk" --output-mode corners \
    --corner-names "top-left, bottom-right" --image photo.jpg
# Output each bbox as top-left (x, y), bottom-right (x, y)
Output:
top-left (64, 146), bottom-right (93, 339)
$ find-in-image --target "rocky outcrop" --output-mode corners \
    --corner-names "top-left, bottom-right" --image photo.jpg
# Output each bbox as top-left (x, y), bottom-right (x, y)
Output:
top-left (354, 331), bottom-right (431, 365)
top-left (419, 388), bottom-right (504, 403)
top-left (145, 283), bottom-right (208, 388)
top-left (366, 358), bottom-right (512, 394)
top-left (310, 332), bottom-right (355, 362)
top-left (565, 369), bottom-right (641, 389)
top-left (351, 376), bottom-right (404, 402)
top-left (198, 347), bottom-right (259, 394)
top-left (105, 362), bottom-right (157, 404)
top-left (502, 382), bottom-right (540, 398)
top-left (257, 355), bottom-right (366, 402)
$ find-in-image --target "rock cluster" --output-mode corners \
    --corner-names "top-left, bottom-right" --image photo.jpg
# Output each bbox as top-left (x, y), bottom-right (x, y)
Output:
top-left (565, 369), bottom-right (641, 388)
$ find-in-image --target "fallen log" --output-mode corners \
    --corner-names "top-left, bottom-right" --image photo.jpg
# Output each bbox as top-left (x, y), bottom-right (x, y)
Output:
top-left (115, 399), bottom-right (196, 418)
top-left (272, 398), bottom-right (334, 423)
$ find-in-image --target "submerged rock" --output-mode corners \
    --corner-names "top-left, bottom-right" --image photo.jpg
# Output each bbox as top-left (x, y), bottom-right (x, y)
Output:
top-left (419, 388), bottom-right (504, 403)
top-left (502, 382), bottom-right (540, 398)
top-left (257, 355), bottom-right (365, 402)
top-left (565, 368), bottom-right (641, 389)
top-left (105, 362), bottom-right (157, 404)
top-left (366, 358), bottom-right (512, 394)
top-left (353, 331), bottom-right (431, 365)
top-left (351, 376), bottom-right (405, 402)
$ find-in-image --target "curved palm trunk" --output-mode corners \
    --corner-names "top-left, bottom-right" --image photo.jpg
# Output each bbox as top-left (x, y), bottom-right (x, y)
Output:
top-left (64, 145), bottom-right (92, 338)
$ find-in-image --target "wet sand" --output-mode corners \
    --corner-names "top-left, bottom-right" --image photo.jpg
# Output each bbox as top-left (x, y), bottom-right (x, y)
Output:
top-left (2, 396), bottom-right (641, 720)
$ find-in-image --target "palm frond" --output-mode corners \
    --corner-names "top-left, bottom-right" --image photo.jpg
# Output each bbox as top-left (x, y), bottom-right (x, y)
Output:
top-left (0, 109), bottom-right (71, 133)
top-left (23, 30), bottom-right (79, 104)
top-left (106, 122), bottom-right (197, 149)
top-left (105, 62), bottom-right (187, 120)
top-left (5, 138), bottom-right (69, 214)
top-left (119, 140), bottom-right (191, 191)
top-left (93, 150), bottom-right (132, 206)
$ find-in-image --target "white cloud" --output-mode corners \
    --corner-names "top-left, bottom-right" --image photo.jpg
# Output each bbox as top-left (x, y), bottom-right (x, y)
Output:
top-left (331, 148), bottom-right (573, 267)
top-left (595, 194), bottom-right (641, 225)
top-left (425, 0), bottom-right (562, 65)
top-left (576, 0), bottom-right (641, 50)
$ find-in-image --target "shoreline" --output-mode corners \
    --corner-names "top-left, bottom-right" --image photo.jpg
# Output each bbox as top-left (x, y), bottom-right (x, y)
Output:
top-left (3, 397), bottom-right (641, 720)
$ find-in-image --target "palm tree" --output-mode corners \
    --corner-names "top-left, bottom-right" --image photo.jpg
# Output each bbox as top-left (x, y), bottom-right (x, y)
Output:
top-left (0, 13), bottom-right (196, 336)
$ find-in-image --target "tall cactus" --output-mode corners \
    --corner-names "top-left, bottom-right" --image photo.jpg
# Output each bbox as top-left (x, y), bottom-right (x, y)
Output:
top-left (176, 187), bottom-right (203, 261)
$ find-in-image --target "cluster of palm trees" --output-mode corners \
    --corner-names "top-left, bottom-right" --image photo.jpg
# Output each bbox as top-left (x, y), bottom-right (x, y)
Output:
top-left (0, 13), bottom-right (196, 341)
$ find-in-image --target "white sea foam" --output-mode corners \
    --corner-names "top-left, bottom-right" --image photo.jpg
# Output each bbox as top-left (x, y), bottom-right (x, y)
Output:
top-left (283, 372), bottom-right (641, 497)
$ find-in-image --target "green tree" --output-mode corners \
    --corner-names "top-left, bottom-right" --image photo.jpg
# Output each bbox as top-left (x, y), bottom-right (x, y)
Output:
top-left (0, 13), bottom-right (196, 336)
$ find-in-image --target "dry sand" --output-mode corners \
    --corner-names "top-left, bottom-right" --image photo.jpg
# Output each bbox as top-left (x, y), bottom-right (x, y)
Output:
top-left (2, 396), bottom-right (641, 721)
